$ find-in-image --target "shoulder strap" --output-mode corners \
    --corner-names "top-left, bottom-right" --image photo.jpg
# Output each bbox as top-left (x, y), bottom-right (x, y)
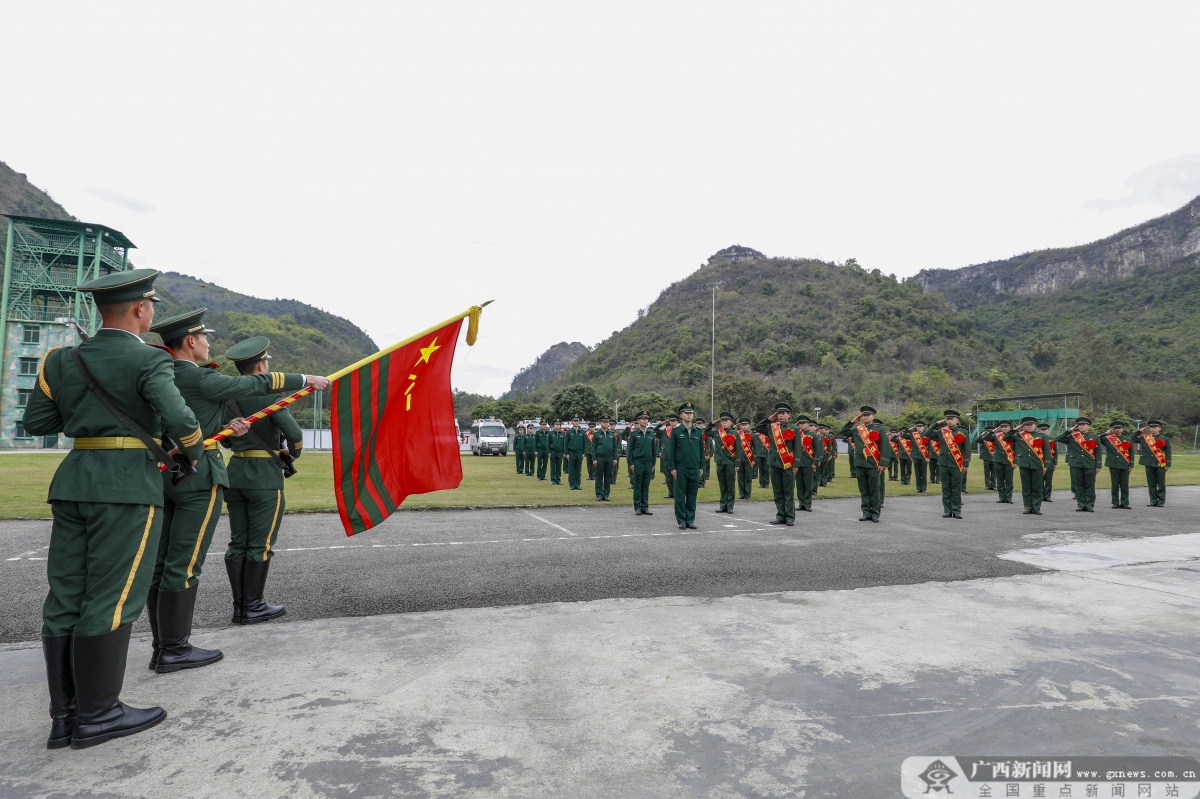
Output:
top-left (70, 347), bottom-right (195, 484)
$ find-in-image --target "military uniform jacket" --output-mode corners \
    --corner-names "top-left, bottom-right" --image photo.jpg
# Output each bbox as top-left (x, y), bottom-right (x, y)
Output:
top-left (1055, 430), bottom-right (1102, 468)
top-left (666, 423), bottom-right (705, 471)
top-left (707, 425), bottom-right (739, 465)
top-left (1137, 434), bottom-right (1172, 468)
top-left (564, 427), bottom-right (588, 454)
top-left (736, 431), bottom-right (755, 465)
top-left (794, 429), bottom-right (825, 468)
top-left (753, 420), bottom-right (799, 469)
top-left (837, 420), bottom-right (892, 469)
top-left (655, 423), bottom-right (674, 456)
top-left (627, 427), bottom-right (657, 463)
top-left (549, 430), bottom-right (567, 455)
top-left (23, 330), bottom-right (204, 506)
top-left (906, 431), bottom-right (928, 462)
top-left (534, 429), bottom-right (551, 453)
top-left (927, 426), bottom-right (972, 470)
top-left (591, 429), bottom-right (619, 460)
top-left (1100, 434), bottom-right (1134, 470)
top-left (169, 361), bottom-right (305, 493)
top-left (1002, 429), bottom-right (1052, 470)
top-left (226, 392), bottom-right (304, 490)
top-left (969, 430), bottom-right (995, 463)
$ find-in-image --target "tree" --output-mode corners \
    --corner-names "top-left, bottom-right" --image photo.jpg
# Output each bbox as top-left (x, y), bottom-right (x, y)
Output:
top-left (454, 389), bottom-right (494, 429)
top-left (623, 391), bottom-right (676, 422)
top-left (1030, 341), bottom-right (1059, 371)
top-left (679, 362), bottom-right (707, 388)
top-left (549, 384), bottom-right (606, 422)
top-left (904, 367), bottom-right (953, 403)
top-left (472, 399), bottom-right (518, 427)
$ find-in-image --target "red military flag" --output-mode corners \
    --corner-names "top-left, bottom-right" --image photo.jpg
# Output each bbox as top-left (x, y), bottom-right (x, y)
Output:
top-left (331, 306), bottom-right (483, 536)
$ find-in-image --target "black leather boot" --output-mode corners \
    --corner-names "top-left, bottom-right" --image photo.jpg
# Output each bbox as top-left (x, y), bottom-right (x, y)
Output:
top-left (71, 624), bottom-right (166, 749)
top-left (146, 587), bottom-right (160, 670)
top-left (224, 557), bottom-right (245, 625)
top-left (155, 583), bottom-right (223, 673)
top-left (43, 634), bottom-right (76, 749)
top-left (241, 559), bottom-right (285, 624)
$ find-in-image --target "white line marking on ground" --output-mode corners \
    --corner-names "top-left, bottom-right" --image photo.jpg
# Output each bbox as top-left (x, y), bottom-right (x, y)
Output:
top-left (524, 511), bottom-right (576, 536)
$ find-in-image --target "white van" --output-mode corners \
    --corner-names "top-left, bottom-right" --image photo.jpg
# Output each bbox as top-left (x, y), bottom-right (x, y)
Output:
top-left (469, 418), bottom-right (509, 456)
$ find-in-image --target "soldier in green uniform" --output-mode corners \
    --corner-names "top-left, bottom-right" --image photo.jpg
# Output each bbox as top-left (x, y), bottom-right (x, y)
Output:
top-left (657, 414), bottom-right (678, 498)
top-left (628, 411), bottom-right (657, 515)
top-left (698, 417), bottom-right (712, 489)
top-left (1056, 417), bottom-right (1102, 512)
top-left (928, 412), bottom-right (970, 518)
top-left (564, 417), bottom-right (588, 490)
top-left (823, 425), bottom-right (838, 486)
top-left (736, 417), bottom-right (756, 500)
top-left (549, 420), bottom-right (566, 485)
top-left (524, 424), bottom-right (537, 476)
top-left (907, 422), bottom-right (929, 493)
top-left (887, 431), bottom-right (901, 482)
top-left (147, 309), bottom-right (319, 674)
top-left (707, 412), bottom-right (739, 513)
top-left (591, 416), bottom-right (619, 500)
top-left (754, 428), bottom-right (771, 489)
top-left (1038, 423), bottom-right (1058, 503)
top-left (839, 406), bottom-right (891, 522)
top-left (977, 425), bottom-right (997, 491)
top-left (585, 422), bottom-right (597, 480)
top-left (927, 435), bottom-right (940, 485)
top-left (793, 416), bottom-right (825, 513)
top-left (23, 269), bottom-right (205, 749)
top-left (1099, 421), bottom-right (1134, 509)
top-left (755, 403), bottom-right (799, 526)
top-left (513, 425), bottom-right (526, 474)
top-left (667, 402), bottom-right (705, 529)
top-left (221, 337), bottom-right (303, 626)
top-left (1004, 416), bottom-right (1050, 514)
top-left (534, 420), bottom-right (551, 480)
top-left (1137, 420), bottom-right (1171, 506)
top-left (897, 429), bottom-right (913, 485)
top-left (982, 422), bottom-right (1017, 504)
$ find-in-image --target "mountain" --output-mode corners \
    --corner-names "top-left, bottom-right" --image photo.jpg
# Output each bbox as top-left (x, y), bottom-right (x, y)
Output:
top-left (504, 341), bottom-right (590, 398)
top-left (151, 272), bottom-right (378, 377)
top-left (912, 197), bottom-right (1200, 310)
top-left (0, 161), bottom-right (73, 221)
top-left (528, 246), bottom-right (1005, 419)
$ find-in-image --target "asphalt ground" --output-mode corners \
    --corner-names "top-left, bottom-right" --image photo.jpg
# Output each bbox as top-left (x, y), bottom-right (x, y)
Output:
top-left (4, 488), bottom-right (1200, 798)
top-left (7, 487), bottom-right (1192, 644)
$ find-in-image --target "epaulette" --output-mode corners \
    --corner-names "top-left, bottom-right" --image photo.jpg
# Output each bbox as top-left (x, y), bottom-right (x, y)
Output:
top-left (201, 362), bottom-right (221, 370)
top-left (148, 343), bottom-right (175, 357)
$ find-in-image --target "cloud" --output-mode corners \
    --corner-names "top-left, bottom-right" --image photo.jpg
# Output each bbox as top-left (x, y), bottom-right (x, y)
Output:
top-left (85, 187), bottom-right (157, 213)
top-left (1085, 154), bottom-right (1200, 211)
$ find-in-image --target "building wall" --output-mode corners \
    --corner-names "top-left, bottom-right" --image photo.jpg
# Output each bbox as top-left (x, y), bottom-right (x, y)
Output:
top-left (1, 321), bottom-right (78, 448)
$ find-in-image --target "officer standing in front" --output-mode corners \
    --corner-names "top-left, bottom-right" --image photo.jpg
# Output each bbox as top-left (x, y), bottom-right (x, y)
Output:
top-left (627, 411), bottom-right (657, 515)
top-left (667, 402), bottom-right (705, 529)
top-left (591, 416), bottom-right (619, 501)
top-left (756, 403), bottom-right (800, 526)
top-left (23, 269), bottom-right (204, 749)
top-left (564, 416), bottom-right (587, 490)
top-left (1137, 420), bottom-right (1171, 506)
top-left (222, 336), bottom-right (304, 625)
top-left (1057, 417), bottom-right (1102, 512)
top-left (1099, 421), bottom-right (1134, 509)
top-left (147, 309), bottom-right (324, 674)
top-left (839, 406), bottom-right (890, 522)
top-left (928, 411), bottom-right (971, 519)
top-left (1004, 416), bottom-right (1050, 514)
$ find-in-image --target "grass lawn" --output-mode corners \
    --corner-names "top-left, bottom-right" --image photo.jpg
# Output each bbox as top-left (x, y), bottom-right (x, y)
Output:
top-left (2, 451), bottom-right (1198, 520)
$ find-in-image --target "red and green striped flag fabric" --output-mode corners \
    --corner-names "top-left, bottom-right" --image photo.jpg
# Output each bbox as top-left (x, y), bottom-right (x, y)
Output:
top-left (332, 317), bottom-right (465, 536)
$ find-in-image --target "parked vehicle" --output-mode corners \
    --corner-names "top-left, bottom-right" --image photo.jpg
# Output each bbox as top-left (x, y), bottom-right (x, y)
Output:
top-left (469, 418), bottom-right (509, 456)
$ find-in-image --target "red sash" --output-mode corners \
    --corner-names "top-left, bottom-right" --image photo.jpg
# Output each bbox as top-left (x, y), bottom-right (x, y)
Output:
top-left (915, 436), bottom-right (930, 460)
top-left (721, 431), bottom-right (737, 459)
top-left (996, 437), bottom-right (1016, 467)
top-left (739, 431), bottom-right (755, 465)
top-left (801, 433), bottom-right (815, 460)
top-left (1049, 440), bottom-right (1056, 458)
top-left (1141, 432), bottom-right (1167, 467)
top-left (771, 423), bottom-right (795, 469)
top-left (901, 438), bottom-right (913, 456)
top-left (1071, 431), bottom-right (1097, 463)
top-left (857, 424), bottom-right (881, 464)
top-left (984, 440), bottom-right (996, 456)
top-left (1106, 434), bottom-right (1131, 464)
top-left (1017, 430), bottom-right (1043, 467)
top-left (941, 427), bottom-right (966, 473)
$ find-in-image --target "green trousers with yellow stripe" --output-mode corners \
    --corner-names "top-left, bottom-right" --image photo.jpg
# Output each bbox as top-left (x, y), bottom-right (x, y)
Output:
top-left (225, 487), bottom-right (286, 562)
top-left (44, 500), bottom-right (162, 637)
top-left (153, 484), bottom-right (223, 592)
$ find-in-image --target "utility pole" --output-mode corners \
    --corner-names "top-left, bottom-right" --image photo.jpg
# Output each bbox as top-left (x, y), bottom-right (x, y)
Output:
top-left (709, 281), bottom-right (720, 419)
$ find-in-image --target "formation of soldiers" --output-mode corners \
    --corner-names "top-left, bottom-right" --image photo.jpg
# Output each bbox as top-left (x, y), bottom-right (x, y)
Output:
top-left (25, 269), bottom-right (327, 750)
top-left (24, 270), bottom-right (1177, 751)
top-left (505, 404), bottom-right (1175, 529)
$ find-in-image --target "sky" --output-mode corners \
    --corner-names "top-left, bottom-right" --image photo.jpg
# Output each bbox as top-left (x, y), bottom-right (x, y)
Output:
top-left (4, 1), bottom-right (1200, 397)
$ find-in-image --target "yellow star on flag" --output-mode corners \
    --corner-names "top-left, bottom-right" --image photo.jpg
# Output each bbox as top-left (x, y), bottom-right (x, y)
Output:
top-left (415, 337), bottom-right (441, 366)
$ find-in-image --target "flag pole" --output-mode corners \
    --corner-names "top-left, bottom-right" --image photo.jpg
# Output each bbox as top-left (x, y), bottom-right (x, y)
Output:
top-left (202, 302), bottom-right (490, 446)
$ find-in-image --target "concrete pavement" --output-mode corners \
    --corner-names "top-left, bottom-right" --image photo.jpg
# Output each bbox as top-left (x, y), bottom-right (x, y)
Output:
top-left (3, 491), bottom-right (1200, 798)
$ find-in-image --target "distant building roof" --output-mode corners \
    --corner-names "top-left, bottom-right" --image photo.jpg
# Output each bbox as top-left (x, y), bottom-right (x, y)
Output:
top-left (3, 214), bottom-right (136, 249)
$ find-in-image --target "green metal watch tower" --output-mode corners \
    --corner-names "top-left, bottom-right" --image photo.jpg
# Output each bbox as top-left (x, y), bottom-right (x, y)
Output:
top-left (1, 215), bottom-right (136, 448)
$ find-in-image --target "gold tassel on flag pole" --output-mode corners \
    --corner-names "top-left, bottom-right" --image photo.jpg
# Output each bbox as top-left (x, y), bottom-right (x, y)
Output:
top-left (202, 302), bottom-right (491, 446)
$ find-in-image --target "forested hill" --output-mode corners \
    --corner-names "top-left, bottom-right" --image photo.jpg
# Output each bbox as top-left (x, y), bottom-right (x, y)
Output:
top-left (503, 341), bottom-right (590, 398)
top-left (0, 161), bottom-right (73, 220)
top-left (151, 273), bottom-right (378, 377)
top-left (525, 246), bottom-right (1005, 419)
top-left (913, 196), bottom-right (1200, 310)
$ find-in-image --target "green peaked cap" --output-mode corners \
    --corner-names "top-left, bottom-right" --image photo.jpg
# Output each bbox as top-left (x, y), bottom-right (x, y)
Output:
top-left (225, 336), bottom-right (272, 363)
top-left (150, 308), bottom-right (215, 342)
top-left (78, 267), bottom-right (162, 304)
